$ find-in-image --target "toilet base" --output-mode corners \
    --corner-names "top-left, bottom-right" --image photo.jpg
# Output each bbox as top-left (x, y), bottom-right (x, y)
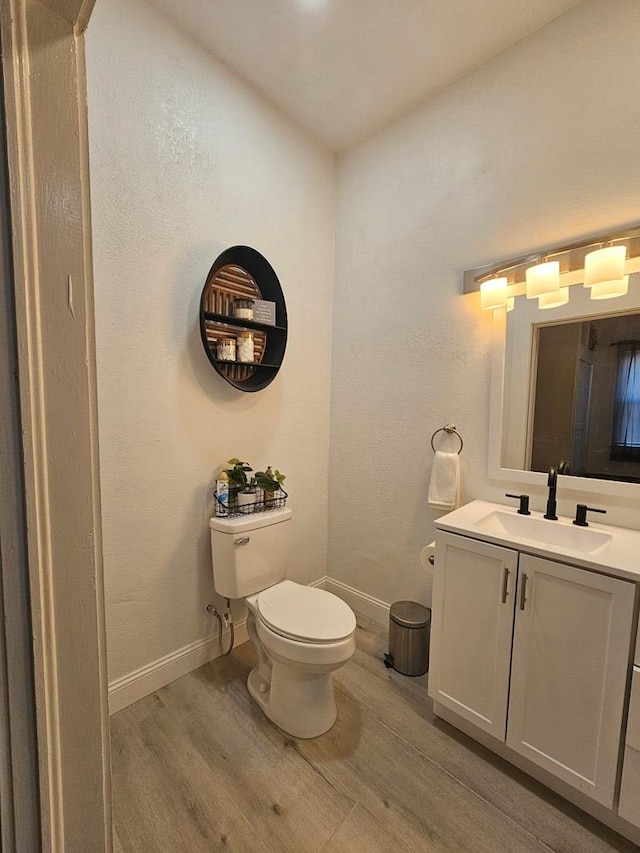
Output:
top-left (247, 663), bottom-right (337, 739)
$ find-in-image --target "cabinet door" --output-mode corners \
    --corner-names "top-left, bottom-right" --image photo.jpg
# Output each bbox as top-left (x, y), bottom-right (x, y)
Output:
top-left (429, 533), bottom-right (517, 740)
top-left (507, 554), bottom-right (635, 807)
top-left (619, 667), bottom-right (640, 828)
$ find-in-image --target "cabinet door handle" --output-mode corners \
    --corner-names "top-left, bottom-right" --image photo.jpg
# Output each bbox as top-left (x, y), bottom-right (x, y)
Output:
top-left (501, 566), bottom-right (510, 604)
top-left (519, 572), bottom-right (528, 611)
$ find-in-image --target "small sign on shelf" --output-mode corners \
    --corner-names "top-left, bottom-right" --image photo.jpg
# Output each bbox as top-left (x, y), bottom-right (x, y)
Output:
top-left (253, 299), bottom-right (276, 326)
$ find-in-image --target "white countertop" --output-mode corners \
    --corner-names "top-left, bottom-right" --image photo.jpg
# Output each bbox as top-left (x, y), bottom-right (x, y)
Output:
top-left (435, 500), bottom-right (640, 584)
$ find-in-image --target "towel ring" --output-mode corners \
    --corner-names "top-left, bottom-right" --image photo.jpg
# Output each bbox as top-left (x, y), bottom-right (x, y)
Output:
top-left (430, 423), bottom-right (463, 455)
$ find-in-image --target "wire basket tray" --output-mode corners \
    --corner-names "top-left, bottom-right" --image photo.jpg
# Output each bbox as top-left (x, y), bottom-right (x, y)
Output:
top-left (215, 488), bottom-right (288, 518)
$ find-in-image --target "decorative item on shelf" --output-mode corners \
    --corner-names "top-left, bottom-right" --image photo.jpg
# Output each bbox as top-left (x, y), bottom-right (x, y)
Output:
top-left (237, 488), bottom-right (259, 509)
top-left (224, 457), bottom-right (254, 508)
top-left (233, 297), bottom-right (254, 320)
top-left (215, 457), bottom-right (288, 517)
top-left (215, 471), bottom-right (229, 517)
top-left (256, 466), bottom-right (286, 507)
top-left (237, 331), bottom-right (255, 363)
top-left (217, 337), bottom-right (236, 362)
top-left (253, 299), bottom-right (276, 326)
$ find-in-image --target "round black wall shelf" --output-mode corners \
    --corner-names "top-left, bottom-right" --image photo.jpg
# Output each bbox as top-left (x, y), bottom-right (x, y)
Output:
top-left (199, 246), bottom-right (288, 392)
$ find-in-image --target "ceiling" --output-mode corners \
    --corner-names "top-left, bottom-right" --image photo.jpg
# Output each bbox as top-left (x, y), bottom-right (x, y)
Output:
top-left (148, 0), bottom-right (583, 152)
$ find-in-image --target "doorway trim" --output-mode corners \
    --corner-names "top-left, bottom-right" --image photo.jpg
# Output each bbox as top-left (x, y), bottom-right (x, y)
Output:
top-left (0, 0), bottom-right (110, 849)
top-left (0, 52), bottom-right (40, 847)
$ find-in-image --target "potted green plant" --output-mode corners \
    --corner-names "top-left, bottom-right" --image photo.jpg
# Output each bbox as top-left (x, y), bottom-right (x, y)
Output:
top-left (254, 466), bottom-right (286, 507)
top-left (225, 458), bottom-right (256, 509)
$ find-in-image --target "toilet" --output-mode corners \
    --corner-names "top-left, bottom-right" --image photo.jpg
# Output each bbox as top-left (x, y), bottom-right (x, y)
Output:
top-left (210, 507), bottom-right (356, 738)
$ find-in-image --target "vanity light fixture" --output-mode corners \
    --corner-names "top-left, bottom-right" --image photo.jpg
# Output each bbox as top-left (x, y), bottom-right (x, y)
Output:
top-left (480, 277), bottom-right (508, 310)
top-left (590, 274), bottom-right (630, 300)
top-left (538, 286), bottom-right (569, 309)
top-left (465, 222), bottom-right (640, 311)
top-left (525, 260), bottom-right (560, 299)
top-left (584, 244), bottom-right (626, 287)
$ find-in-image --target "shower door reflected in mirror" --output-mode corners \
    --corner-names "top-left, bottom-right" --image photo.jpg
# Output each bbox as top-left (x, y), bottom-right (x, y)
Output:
top-left (529, 313), bottom-right (640, 482)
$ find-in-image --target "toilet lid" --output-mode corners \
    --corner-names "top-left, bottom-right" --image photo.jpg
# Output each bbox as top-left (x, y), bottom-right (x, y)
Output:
top-left (257, 581), bottom-right (356, 643)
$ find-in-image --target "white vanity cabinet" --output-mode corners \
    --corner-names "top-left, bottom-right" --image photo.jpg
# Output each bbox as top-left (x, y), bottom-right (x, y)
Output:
top-left (618, 668), bottom-right (640, 826)
top-left (506, 553), bottom-right (634, 807)
top-left (430, 534), bottom-right (517, 740)
top-left (430, 532), bottom-right (636, 809)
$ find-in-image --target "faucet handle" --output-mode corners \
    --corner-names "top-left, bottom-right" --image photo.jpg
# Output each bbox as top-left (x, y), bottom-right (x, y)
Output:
top-left (573, 504), bottom-right (607, 527)
top-left (505, 493), bottom-right (531, 515)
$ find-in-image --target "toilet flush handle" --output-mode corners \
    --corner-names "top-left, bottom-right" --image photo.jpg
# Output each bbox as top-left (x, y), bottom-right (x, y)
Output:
top-left (235, 536), bottom-right (250, 546)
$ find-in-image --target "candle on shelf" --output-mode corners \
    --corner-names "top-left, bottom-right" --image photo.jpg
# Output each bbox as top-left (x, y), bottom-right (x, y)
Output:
top-left (233, 298), bottom-right (254, 320)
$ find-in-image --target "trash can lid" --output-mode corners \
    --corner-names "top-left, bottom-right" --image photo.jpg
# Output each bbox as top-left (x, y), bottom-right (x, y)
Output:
top-left (390, 600), bottom-right (430, 629)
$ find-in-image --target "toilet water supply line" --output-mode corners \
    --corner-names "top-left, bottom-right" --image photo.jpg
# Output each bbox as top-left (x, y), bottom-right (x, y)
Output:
top-left (207, 599), bottom-right (235, 656)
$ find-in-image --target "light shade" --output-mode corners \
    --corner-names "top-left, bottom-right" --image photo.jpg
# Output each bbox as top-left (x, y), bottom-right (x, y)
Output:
top-left (584, 245), bottom-right (626, 286)
top-left (538, 286), bottom-right (569, 309)
top-left (480, 277), bottom-right (508, 310)
top-left (590, 275), bottom-right (629, 300)
top-left (526, 261), bottom-right (560, 298)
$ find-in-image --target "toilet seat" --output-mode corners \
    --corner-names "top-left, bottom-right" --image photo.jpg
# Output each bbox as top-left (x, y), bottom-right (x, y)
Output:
top-left (257, 580), bottom-right (356, 644)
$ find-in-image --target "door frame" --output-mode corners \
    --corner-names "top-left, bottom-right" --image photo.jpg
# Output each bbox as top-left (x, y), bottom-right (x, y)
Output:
top-left (0, 51), bottom-right (40, 848)
top-left (0, 0), bottom-right (110, 850)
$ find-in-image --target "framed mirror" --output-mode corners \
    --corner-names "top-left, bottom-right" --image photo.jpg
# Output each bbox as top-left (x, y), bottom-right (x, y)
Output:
top-left (490, 271), bottom-right (640, 498)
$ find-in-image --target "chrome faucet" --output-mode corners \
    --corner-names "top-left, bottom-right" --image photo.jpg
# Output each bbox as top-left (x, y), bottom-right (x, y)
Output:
top-left (544, 466), bottom-right (558, 520)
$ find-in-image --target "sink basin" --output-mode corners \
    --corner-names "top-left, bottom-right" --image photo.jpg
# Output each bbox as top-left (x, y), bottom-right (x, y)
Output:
top-left (476, 511), bottom-right (612, 554)
top-left (435, 500), bottom-right (640, 579)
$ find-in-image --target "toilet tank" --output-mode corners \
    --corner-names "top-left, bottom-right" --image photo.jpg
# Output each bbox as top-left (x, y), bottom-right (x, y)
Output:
top-left (209, 507), bottom-right (292, 599)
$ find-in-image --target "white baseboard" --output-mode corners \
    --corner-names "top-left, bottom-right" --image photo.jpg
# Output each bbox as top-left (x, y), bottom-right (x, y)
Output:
top-left (108, 620), bottom-right (249, 715)
top-left (108, 576), bottom-right (388, 715)
top-left (324, 577), bottom-right (390, 627)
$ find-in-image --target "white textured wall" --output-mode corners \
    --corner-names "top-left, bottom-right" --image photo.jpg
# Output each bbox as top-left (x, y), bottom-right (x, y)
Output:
top-left (329, 0), bottom-right (640, 609)
top-left (86, 0), bottom-right (335, 682)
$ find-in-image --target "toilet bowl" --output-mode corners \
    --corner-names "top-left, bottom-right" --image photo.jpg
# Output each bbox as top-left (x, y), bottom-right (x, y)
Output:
top-left (245, 580), bottom-right (356, 738)
top-left (209, 508), bottom-right (357, 738)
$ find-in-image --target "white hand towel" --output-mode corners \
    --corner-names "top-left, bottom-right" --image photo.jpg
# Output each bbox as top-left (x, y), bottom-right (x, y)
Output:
top-left (428, 451), bottom-right (460, 510)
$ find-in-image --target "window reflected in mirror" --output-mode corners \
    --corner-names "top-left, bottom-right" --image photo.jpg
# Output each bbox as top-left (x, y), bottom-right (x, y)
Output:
top-left (531, 313), bottom-right (640, 482)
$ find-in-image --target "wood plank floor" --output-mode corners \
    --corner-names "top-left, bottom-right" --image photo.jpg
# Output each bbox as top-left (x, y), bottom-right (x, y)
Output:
top-left (110, 616), bottom-right (637, 853)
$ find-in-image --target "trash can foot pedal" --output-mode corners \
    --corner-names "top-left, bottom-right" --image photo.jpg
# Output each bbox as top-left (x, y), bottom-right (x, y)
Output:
top-left (383, 653), bottom-right (394, 669)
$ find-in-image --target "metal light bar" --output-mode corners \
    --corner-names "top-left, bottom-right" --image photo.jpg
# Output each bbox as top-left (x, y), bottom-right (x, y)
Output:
top-left (463, 223), bottom-right (640, 294)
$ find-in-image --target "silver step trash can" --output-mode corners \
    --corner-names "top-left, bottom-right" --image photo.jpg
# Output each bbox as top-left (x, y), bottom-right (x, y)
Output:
top-left (385, 600), bottom-right (430, 676)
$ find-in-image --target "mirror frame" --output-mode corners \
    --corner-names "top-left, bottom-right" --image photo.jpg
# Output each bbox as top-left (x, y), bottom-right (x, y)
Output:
top-left (489, 303), bottom-right (640, 501)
